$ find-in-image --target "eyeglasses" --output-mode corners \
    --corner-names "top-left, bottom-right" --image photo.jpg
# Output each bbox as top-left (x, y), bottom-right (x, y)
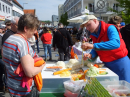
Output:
top-left (6, 24), bottom-right (11, 26)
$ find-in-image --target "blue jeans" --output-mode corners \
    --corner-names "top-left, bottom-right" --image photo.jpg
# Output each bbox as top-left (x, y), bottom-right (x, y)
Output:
top-left (43, 44), bottom-right (52, 59)
top-left (104, 56), bottom-right (130, 83)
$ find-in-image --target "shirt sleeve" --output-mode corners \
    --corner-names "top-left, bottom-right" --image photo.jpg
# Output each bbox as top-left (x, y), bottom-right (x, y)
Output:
top-left (18, 39), bottom-right (35, 58)
top-left (90, 49), bottom-right (98, 58)
top-left (94, 25), bottom-right (120, 50)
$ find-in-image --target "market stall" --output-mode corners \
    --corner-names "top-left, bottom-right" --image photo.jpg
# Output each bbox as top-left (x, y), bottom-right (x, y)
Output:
top-left (41, 63), bottom-right (119, 93)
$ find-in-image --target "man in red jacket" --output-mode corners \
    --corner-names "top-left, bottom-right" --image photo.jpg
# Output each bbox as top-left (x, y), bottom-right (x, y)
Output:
top-left (81, 15), bottom-right (130, 83)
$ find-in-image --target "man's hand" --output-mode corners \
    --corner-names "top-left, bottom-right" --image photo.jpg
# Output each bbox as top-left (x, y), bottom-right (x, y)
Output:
top-left (81, 42), bottom-right (94, 51)
top-left (83, 53), bottom-right (92, 60)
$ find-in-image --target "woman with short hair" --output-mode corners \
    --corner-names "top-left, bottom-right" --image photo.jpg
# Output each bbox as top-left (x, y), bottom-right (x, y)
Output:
top-left (108, 16), bottom-right (122, 30)
top-left (2, 14), bottom-right (45, 97)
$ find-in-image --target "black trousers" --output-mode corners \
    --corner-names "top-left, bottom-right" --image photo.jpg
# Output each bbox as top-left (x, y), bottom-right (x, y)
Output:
top-left (0, 59), bottom-right (6, 88)
top-left (58, 47), bottom-right (70, 61)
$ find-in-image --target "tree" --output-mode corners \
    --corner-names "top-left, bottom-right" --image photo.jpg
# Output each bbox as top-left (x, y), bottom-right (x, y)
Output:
top-left (59, 14), bottom-right (64, 24)
top-left (59, 12), bottom-right (69, 26)
top-left (64, 12), bottom-right (69, 26)
top-left (110, 0), bottom-right (130, 24)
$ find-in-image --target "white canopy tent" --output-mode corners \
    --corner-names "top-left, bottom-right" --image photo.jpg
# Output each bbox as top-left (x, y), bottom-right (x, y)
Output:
top-left (67, 15), bottom-right (88, 23)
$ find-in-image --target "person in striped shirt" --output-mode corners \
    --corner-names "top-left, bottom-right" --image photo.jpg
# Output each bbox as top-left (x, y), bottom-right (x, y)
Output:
top-left (2, 14), bottom-right (45, 97)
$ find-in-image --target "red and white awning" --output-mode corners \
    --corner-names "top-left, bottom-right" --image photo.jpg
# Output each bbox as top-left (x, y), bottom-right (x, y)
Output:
top-left (0, 15), bottom-right (5, 21)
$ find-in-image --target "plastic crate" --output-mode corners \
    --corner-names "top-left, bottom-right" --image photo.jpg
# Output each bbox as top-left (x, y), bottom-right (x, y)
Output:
top-left (107, 85), bottom-right (129, 93)
top-left (64, 89), bottom-right (79, 97)
top-left (113, 90), bottom-right (130, 97)
top-left (63, 80), bottom-right (86, 93)
top-left (100, 80), bottom-right (130, 97)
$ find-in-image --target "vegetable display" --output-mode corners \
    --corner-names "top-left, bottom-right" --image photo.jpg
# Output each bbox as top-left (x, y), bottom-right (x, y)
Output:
top-left (53, 68), bottom-right (72, 75)
top-left (84, 78), bottom-right (112, 97)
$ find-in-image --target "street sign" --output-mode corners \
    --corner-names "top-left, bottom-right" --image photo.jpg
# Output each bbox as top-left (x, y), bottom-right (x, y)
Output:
top-left (94, 0), bottom-right (107, 13)
top-left (97, 0), bottom-right (105, 9)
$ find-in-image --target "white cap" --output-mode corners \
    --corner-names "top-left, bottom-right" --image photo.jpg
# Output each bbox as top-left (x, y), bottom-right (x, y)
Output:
top-left (80, 15), bottom-right (97, 27)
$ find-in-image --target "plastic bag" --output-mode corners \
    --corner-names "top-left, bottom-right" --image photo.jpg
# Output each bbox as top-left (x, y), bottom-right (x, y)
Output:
top-left (70, 47), bottom-right (78, 59)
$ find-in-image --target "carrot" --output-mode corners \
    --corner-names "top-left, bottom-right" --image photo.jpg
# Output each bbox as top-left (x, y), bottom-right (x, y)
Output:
top-left (53, 68), bottom-right (72, 75)
top-left (46, 66), bottom-right (62, 69)
top-left (99, 69), bottom-right (106, 74)
top-left (84, 69), bottom-right (89, 74)
top-left (99, 69), bottom-right (106, 71)
top-left (99, 70), bottom-right (106, 74)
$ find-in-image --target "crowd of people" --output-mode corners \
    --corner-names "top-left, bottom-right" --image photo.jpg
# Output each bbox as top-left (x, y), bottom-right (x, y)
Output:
top-left (0, 13), bottom-right (130, 97)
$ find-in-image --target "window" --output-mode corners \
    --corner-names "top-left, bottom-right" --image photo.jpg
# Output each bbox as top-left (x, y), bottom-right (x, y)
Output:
top-left (107, 3), bottom-right (109, 11)
top-left (88, 3), bottom-right (94, 12)
top-left (113, 3), bottom-right (118, 11)
top-left (3, 5), bottom-right (4, 12)
top-left (0, 3), bottom-right (1, 11)
top-left (6, 6), bottom-right (7, 13)
top-left (13, 10), bottom-right (15, 16)
top-left (8, 8), bottom-right (10, 13)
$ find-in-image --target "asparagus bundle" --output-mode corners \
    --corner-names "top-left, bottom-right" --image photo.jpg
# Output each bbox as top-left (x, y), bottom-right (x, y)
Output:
top-left (84, 78), bottom-right (112, 97)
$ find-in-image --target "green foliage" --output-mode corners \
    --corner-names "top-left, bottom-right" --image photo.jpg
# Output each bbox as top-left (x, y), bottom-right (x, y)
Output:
top-left (41, 20), bottom-right (51, 23)
top-left (110, 0), bottom-right (130, 24)
top-left (85, 6), bottom-right (87, 9)
top-left (85, 6), bottom-right (89, 15)
top-left (59, 12), bottom-right (69, 26)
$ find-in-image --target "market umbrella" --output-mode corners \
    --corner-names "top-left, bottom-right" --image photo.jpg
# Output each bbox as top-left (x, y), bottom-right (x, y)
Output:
top-left (67, 15), bottom-right (88, 23)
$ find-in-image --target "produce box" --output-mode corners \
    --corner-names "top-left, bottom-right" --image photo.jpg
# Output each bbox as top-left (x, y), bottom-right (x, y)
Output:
top-left (83, 67), bottom-right (119, 82)
top-left (41, 64), bottom-right (71, 93)
top-left (100, 80), bottom-right (130, 97)
top-left (81, 78), bottom-right (112, 97)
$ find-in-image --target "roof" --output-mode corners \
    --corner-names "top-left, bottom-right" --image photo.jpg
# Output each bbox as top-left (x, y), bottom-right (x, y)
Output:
top-left (13, 0), bottom-right (23, 9)
top-left (23, 9), bottom-right (35, 15)
top-left (1, 0), bottom-right (12, 6)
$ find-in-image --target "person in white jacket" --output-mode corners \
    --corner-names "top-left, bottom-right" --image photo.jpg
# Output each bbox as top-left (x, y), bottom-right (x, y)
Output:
top-left (28, 35), bottom-right (36, 51)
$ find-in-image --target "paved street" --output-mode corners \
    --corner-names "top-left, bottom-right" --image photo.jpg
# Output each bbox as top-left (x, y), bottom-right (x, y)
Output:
top-left (0, 40), bottom-right (59, 97)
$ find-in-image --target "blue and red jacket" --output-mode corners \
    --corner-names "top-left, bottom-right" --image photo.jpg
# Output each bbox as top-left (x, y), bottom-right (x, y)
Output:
top-left (90, 21), bottom-right (128, 62)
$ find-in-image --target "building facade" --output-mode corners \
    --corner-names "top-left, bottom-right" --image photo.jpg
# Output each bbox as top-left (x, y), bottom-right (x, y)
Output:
top-left (11, 0), bottom-right (24, 17)
top-left (0, 0), bottom-right (23, 26)
top-left (63, 0), bottom-right (122, 28)
top-left (0, 0), bottom-right (12, 22)
top-left (58, 4), bottom-right (64, 21)
top-left (52, 15), bottom-right (58, 27)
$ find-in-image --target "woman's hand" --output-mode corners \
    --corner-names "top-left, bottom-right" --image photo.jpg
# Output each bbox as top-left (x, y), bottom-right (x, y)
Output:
top-left (21, 54), bottom-right (46, 78)
top-left (83, 53), bottom-right (92, 60)
top-left (81, 42), bottom-right (94, 50)
top-left (41, 62), bottom-right (46, 70)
